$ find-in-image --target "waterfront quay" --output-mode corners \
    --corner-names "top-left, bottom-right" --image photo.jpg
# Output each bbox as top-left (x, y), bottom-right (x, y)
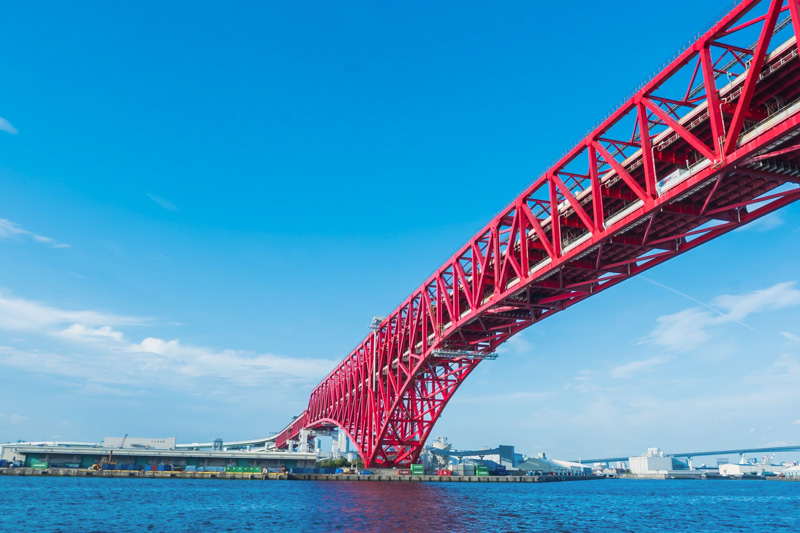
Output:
top-left (288, 473), bottom-right (600, 483)
top-left (0, 466), bottom-right (600, 483)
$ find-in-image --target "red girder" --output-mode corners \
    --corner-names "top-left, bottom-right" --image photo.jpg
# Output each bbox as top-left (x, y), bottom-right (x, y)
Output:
top-left (274, 0), bottom-right (800, 467)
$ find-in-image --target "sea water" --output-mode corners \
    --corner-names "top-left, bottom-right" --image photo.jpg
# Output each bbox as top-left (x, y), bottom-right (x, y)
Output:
top-left (0, 477), bottom-right (798, 532)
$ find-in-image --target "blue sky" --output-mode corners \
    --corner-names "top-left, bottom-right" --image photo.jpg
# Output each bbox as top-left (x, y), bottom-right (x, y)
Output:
top-left (1, 0), bottom-right (799, 462)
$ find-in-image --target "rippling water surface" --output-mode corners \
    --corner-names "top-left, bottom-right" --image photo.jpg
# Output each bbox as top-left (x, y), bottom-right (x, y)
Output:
top-left (0, 477), bottom-right (798, 532)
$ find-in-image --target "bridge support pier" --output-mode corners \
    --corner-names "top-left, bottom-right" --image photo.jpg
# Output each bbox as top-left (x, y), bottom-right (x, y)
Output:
top-left (298, 429), bottom-right (309, 453)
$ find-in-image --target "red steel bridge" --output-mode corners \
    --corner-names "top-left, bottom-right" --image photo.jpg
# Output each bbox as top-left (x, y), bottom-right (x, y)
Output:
top-left (274, 0), bottom-right (800, 467)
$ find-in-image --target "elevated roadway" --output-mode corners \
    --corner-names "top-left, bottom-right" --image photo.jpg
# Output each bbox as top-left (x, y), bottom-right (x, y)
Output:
top-left (575, 445), bottom-right (800, 464)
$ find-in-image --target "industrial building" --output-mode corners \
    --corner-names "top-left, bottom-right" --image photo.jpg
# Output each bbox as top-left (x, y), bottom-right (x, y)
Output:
top-left (623, 447), bottom-right (800, 477)
top-left (628, 448), bottom-right (684, 474)
top-left (418, 437), bottom-right (591, 476)
top-left (0, 436), bottom-right (316, 471)
top-left (515, 453), bottom-right (593, 476)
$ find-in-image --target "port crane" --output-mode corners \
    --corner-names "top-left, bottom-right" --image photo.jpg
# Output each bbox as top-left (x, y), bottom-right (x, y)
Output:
top-left (91, 434), bottom-right (127, 471)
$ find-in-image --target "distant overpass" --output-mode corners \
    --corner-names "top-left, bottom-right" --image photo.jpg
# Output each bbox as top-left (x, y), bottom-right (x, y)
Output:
top-left (575, 445), bottom-right (800, 464)
top-left (176, 436), bottom-right (277, 450)
top-left (428, 446), bottom-right (508, 459)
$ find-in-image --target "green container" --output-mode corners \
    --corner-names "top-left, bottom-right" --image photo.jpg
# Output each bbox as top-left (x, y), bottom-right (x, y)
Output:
top-left (32, 463), bottom-right (49, 469)
top-left (410, 464), bottom-right (424, 475)
top-left (475, 466), bottom-right (490, 476)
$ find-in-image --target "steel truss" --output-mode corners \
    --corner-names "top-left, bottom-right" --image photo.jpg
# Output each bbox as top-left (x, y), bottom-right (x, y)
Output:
top-left (275, 0), bottom-right (800, 467)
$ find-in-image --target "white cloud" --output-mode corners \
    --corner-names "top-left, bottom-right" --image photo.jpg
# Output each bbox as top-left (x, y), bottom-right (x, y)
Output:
top-left (0, 218), bottom-right (70, 249)
top-left (127, 337), bottom-right (337, 385)
top-left (643, 281), bottom-right (800, 351)
top-left (715, 282), bottom-right (800, 321)
top-left (58, 324), bottom-right (125, 342)
top-left (793, 420), bottom-right (800, 425)
top-left (610, 355), bottom-right (673, 379)
top-left (0, 292), bottom-right (146, 332)
top-left (0, 291), bottom-right (337, 392)
top-left (780, 331), bottom-right (800, 342)
top-left (147, 194), bottom-right (179, 212)
top-left (74, 383), bottom-right (137, 397)
top-left (646, 308), bottom-right (711, 351)
top-left (0, 116), bottom-right (17, 135)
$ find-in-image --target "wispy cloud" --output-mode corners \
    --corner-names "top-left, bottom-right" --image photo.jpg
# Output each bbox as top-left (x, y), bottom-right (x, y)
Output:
top-left (643, 281), bottom-right (800, 351)
top-left (568, 369), bottom-right (601, 394)
top-left (0, 413), bottom-right (27, 424)
top-left (147, 193), bottom-right (179, 212)
top-left (610, 355), bottom-right (674, 379)
top-left (0, 291), bottom-right (337, 392)
top-left (0, 218), bottom-right (70, 248)
top-left (0, 292), bottom-right (147, 332)
top-left (780, 331), bottom-right (800, 342)
top-left (736, 212), bottom-right (785, 232)
top-left (455, 391), bottom-right (551, 404)
top-left (497, 331), bottom-right (533, 356)
top-left (0, 116), bottom-right (18, 135)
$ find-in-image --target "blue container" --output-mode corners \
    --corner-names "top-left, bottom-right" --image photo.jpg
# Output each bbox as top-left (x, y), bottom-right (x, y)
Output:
top-left (185, 465), bottom-right (196, 472)
top-left (0, 460), bottom-right (8, 467)
top-left (157, 464), bottom-right (164, 472)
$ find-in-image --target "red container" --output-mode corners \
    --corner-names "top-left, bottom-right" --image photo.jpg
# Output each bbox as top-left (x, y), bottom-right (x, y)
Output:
top-left (398, 469), bottom-right (412, 476)
top-left (437, 469), bottom-right (452, 476)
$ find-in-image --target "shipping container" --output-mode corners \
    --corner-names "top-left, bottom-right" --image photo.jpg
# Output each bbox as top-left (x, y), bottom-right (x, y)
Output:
top-left (475, 465), bottom-right (490, 476)
top-left (451, 465), bottom-right (475, 476)
top-left (410, 464), bottom-right (425, 475)
top-left (437, 469), bottom-right (452, 476)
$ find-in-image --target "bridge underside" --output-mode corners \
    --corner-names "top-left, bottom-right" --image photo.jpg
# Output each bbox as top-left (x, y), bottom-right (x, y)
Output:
top-left (275, 0), bottom-right (800, 467)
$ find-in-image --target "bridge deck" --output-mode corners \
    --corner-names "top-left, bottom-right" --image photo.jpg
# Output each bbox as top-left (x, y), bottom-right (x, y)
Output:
top-left (276, 0), bottom-right (800, 468)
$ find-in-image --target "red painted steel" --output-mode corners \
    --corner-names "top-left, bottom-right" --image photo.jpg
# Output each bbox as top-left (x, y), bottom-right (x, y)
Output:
top-left (275, 0), bottom-right (800, 467)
